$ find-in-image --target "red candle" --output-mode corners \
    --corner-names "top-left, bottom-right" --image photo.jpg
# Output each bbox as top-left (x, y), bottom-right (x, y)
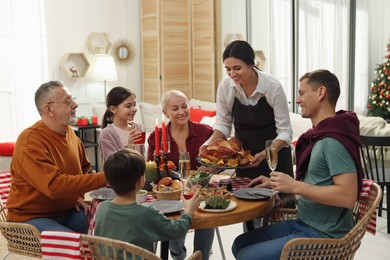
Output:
top-left (154, 118), bottom-right (160, 155)
top-left (162, 115), bottom-right (168, 153)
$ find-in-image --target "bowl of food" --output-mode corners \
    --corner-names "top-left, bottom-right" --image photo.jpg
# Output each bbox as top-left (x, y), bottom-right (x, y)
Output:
top-left (187, 170), bottom-right (212, 188)
top-left (136, 189), bottom-right (148, 203)
top-left (153, 177), bottom-right (183, 200)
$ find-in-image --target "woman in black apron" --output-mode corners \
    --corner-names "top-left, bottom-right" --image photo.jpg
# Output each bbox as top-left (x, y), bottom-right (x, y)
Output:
top-left (202, 40), bottom-right (293, 181)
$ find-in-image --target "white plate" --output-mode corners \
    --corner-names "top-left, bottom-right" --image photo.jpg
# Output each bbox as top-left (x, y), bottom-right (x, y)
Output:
top-left (233, 188), bottom-right (274, 200)
top-left (145, 200), bottom-right (184, 214)
top-left (89, 187), bottom-right (116, 200)
top-left (198, 200), bottom-right (237, 213)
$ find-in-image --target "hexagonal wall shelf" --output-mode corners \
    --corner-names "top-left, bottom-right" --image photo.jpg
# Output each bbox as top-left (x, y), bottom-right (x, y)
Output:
top-left (59, 53), bottom-right (90, 78)
top-left (254, 50), bottom-right (266, 70)
top-left (86, 32), bottom-right (113, 54)
top-left (223, 33), bottom-right (245, 48)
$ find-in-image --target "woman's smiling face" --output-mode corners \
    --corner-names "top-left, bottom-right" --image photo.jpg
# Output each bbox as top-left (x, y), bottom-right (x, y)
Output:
top-left (224, 57), bottom-right (253, 85)
top-left (164, 95), bottom-right (189, 126)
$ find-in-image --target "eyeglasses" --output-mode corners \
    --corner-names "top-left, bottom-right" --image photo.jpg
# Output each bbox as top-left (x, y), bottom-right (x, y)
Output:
top-left (47, 97), bottom-right (77, 106)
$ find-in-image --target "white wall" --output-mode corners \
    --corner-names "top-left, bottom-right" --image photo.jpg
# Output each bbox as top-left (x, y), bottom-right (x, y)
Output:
top-left (44, 0), bottom-right (141, 120)
top-left (1, 0), bottom-right (390, 142)
top-left (368, 0), bottom-right (390, 80)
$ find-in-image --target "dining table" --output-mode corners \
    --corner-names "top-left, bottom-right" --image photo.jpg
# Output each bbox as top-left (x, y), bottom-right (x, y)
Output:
top-left (87, 174), bottom-right (276, 260)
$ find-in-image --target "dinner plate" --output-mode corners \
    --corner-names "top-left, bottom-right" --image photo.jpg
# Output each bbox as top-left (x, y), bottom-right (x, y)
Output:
top-left (233, 188), bottom-right (274, 200)
top-left (196, 157), bottom-right (252, 169)
top-left (145, 200), bottom-right (184, 214)
top-left (89, 187), bottom-right (116, 200)
top-left (198, 200), bottom-right (237, 213)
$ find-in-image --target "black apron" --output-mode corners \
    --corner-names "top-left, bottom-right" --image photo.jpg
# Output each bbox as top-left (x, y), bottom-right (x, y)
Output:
top-left (232, 97), bottom-right (293, 179)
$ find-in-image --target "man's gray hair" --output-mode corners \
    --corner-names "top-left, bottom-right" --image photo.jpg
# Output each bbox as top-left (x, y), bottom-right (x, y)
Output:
top-left (35, 80), bottom-right (64, 115)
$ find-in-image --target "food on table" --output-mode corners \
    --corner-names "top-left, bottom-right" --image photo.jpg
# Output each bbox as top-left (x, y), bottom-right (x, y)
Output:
top-left (199, 186), bottom-right (230, 201)
top-left (156, 177), bottom-right (182, 192)
top-left (136, 189), bottom-right (148, 203)
top-left (204, 195), bottom-right (231, 210)
top-left (159, 160), bottom-right (176, 170)
top-left (187, 170), bottom-right (212, 188)
top-left (200, 137), bottom-right (254, 167)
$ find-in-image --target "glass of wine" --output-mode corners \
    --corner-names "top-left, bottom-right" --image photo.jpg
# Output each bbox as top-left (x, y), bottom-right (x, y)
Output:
top-left (265, 139), bottom-right (278, 171)
top-left (265, 139), bottom-right (278, 193)
top-left (179, 151), bottom-right (190, 180)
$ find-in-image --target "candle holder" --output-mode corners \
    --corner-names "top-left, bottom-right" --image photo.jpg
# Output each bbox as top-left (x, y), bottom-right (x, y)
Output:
top-left (162, 152), bottom-right (171, 178)
top-left (153, 153), bottom-right (162, 184)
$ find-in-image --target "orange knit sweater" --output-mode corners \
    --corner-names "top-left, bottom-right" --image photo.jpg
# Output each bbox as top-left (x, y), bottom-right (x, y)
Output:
top-left (7, 121), bottom-right (106, 222)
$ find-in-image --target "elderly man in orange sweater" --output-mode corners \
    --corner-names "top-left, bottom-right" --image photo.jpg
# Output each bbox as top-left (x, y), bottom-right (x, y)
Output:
top-left (6, 80), bottom-right (106, 233)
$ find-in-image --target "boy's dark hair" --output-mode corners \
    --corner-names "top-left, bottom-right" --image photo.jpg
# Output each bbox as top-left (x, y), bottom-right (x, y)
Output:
top-left (300, 69), bottom-right (340, 106)
top-left (103, 149), bottom-right (145, 196)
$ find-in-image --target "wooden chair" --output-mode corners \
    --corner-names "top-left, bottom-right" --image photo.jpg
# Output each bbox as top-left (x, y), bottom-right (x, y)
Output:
top-left (360, 135), bottom-right (390, 233)
top-left (263, 181), bottom-right (382, 260)
top-left (0, 203), bottom-right (42, 259)
top-left (79, 234), bottom-right (202, 260)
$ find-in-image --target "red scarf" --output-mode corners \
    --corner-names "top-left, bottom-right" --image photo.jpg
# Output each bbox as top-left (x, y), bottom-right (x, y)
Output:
top-left (295, 110), bottom-right (363, 194)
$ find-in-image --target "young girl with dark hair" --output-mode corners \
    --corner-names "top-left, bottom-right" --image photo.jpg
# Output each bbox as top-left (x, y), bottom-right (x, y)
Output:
top-left (99, 86), bottom-right (143, 162)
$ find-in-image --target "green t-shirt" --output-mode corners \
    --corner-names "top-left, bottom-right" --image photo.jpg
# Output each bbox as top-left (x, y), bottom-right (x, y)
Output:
top-left (298, 137), bottom-right (356, 238)
top-left (94, 201), bottom-right (192, 252)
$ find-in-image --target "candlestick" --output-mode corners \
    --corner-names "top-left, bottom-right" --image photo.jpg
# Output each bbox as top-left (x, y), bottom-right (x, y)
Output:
top-left (153, 154), bottom-right (162, 184)
top-left (162, 115), bottom-right (168, 153)
top-left (161, 152), bottom-right (171, 178)
top-left (154, 118), bottom-right (160, 156)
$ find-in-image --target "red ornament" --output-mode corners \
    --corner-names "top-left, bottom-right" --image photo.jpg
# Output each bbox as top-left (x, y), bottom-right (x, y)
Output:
top-left (368, 104), bottom-right (372, 109)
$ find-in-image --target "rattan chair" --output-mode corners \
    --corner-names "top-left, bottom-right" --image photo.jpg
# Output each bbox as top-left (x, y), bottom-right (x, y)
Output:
top-left (79, 234), bottom-right (202, 260)
top-left (263, 181), bottom-right (382, 260)
top-left (360, 135), bottom-right (390, 233)
top-left (0, 203), bottom-right (42, 259)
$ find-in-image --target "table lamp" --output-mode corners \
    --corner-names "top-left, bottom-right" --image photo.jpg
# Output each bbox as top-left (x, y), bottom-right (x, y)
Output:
top-left (92, 54), bottom-right (118, 98)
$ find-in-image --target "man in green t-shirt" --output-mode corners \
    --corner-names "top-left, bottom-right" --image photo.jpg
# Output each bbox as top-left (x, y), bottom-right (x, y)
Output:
top-left (232, 69), bottom-right (364, 260)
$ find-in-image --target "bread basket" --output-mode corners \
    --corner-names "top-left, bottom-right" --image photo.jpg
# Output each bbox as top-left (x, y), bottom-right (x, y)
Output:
top-left (153, 188), bottom-right (182, 200)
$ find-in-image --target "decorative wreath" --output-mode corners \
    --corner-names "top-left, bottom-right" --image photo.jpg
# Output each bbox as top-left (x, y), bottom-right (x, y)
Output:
top-left (112, 38), bottom-right (136, 66)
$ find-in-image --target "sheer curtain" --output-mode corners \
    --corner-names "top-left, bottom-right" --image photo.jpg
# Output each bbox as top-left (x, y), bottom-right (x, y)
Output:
top-left (0, 0), bottom-right (48, 142)
top-left (269, 0), bottom-right (368, 113)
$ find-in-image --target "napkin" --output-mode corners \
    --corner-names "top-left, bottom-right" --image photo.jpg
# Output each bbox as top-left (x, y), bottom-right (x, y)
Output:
top-left (0, 171), bottom-right (11, 207)
top-left (361, 179), bottom-right (377, 235)
top-left (41, 231), bottom-right (81, 259)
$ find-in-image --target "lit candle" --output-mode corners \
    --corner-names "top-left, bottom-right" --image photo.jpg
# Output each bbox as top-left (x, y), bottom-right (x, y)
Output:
top-left (162, 115), bottom-right (168, 153)
top-left (154, 118), bottom-right (160, 155)
top-left (145, 160), bottom-right (157, 182)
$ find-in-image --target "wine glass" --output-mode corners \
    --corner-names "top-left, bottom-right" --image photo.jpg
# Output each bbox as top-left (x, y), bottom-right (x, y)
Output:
top-left (179, 151), bottom-right (192, 198)
top-left (265, 139), bottom-right (278, 171)
top-left (265, 139), bottom-right (278, 193)
top-left (179, 151), bottom-right (190, 180)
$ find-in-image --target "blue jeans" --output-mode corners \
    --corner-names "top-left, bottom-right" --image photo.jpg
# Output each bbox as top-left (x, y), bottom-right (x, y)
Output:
top-left (232, 219), bottom-right (322, 260)
top-left (169, 228), bottom-right (214, 260)
top-left (24, 208), bottom-right (88, 234)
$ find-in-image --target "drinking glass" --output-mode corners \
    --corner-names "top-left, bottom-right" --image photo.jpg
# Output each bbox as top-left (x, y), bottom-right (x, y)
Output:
top-left (265, 139), bottom-right (278, 171)
top-left (179, 151), bottom-right (190, 180)
top-left (134, 124), bottom-right (146, 145)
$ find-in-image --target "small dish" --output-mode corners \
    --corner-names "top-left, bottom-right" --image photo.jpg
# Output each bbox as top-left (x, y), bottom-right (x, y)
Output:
top-left (144, 200), bottom-right (184, 214)
top-left (136, 189), bottom-right (148, 203)
top-left (90, 187), bottom-right (116, 200)
top-left (198, 200), bottom-right (237, 213)
top-left (233, 188), bottom-right (274, 200)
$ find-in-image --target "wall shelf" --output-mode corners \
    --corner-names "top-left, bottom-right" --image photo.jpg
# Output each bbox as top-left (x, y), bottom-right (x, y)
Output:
top-left (86, 32), bottom-right (113, 54)
top-left (59, 53), bottom-right (90, 78)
